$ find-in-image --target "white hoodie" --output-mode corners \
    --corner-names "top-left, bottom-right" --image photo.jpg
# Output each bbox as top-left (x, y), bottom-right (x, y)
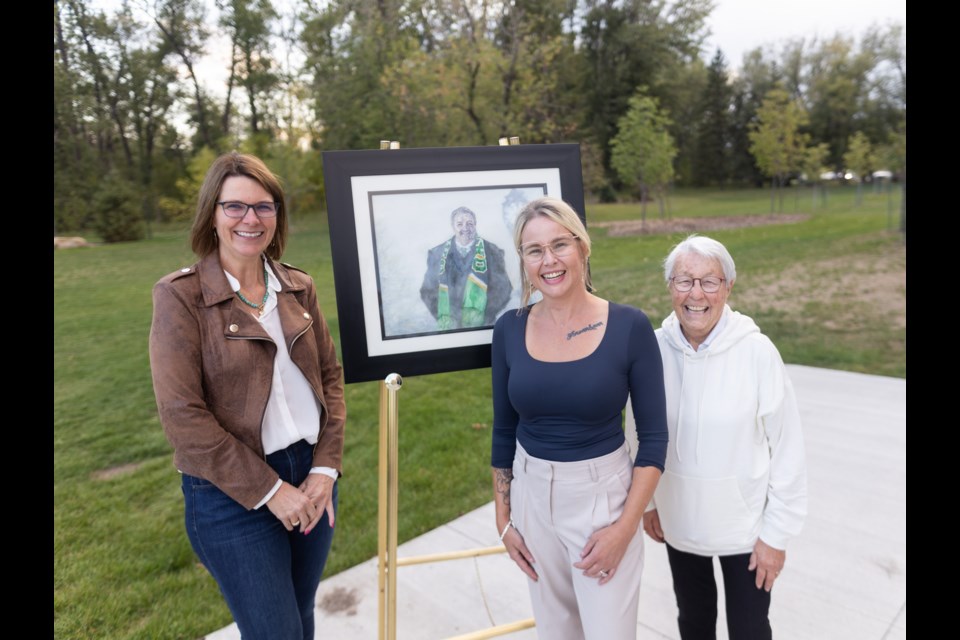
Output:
top-left (627, 305), bottom-right (807, 555)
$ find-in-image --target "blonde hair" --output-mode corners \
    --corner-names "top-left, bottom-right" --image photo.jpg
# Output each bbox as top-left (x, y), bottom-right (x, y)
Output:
top-left (513, 196), bottom-right (592, 307)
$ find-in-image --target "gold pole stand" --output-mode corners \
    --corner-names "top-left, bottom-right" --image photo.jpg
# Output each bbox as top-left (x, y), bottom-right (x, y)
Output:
top-left (376, 372), bottom-right (534, 639)
top-left (378, 373), bottom-right (402, 640)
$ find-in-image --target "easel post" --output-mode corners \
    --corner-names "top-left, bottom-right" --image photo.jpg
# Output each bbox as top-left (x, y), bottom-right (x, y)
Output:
top-left (378, 373), bottom-right (403, 640)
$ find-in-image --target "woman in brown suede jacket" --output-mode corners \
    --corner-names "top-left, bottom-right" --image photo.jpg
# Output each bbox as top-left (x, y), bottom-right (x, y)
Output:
top-left (149, 152), bottom-right (345, 640)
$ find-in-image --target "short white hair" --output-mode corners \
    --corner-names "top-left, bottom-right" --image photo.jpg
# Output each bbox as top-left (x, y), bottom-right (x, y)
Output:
top-left (663, 234), bottom-right (736, 288)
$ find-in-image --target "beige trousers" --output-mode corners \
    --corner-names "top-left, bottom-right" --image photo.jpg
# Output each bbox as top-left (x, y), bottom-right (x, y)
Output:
top-left (511, 442), bottom-right (645, 640)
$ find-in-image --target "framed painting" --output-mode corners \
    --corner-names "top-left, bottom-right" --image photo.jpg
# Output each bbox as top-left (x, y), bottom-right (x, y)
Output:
top-left (322, 143), bottom-right (585, 383)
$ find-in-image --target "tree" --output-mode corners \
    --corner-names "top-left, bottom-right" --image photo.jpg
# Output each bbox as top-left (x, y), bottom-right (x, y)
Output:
top-left (853, 24), bottom-right (906, 152)
top-left (692, 49), bottom-right (732, 186)
top-left (843, 131), bottom-right (874, 207)
top-left (879, 120), bottom-right (906, 236)
top-left (218, 0), bottom-right (279, 151)
top-left (301, 0), bottom-right (422, 150)
top-left (799, 142), bottom-right (830, 210)
top-left (657, 56), bottom-right (708, 186)
top-left (578, 0), bottom-right (712, 177)
top-left (492, 0), bottom-right (585, 144)
top-left (55, 0), bottom-right (180, 234)
top-left (610, 90), bottom-right (678, 223)
top-left (801, 34), bottom-right (875, 170)
top-left (727, 49), bottom-right (783, 187)
top-left (158, 146), bottom-right (217, 222)
top-left (748, 87), bottom-right (809, 212)
top-left (111, 3), bottom-right (179, 235)
top-left (55, 0), bottom-right (99, 232)
top-left (149, 0), bottom-right (219, 149)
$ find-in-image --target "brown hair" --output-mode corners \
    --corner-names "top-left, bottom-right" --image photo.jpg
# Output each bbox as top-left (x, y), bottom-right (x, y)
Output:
top-left (189, 152), bottom-right (288, 259)
top-left (513, 196), bottom-right (593, 307)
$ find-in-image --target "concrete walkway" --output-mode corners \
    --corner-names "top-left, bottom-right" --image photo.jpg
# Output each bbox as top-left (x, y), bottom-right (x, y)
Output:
top-left (206, 364), bottom-right (906, 639)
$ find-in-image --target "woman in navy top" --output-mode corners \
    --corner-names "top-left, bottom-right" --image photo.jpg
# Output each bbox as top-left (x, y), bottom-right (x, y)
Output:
top-left (491, 196), bottom-right (668, 639)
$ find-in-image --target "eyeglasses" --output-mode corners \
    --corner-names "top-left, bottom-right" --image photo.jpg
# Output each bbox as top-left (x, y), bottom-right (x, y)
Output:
top-left (519, 235), bottom-right (579, 264)
top-left (670, 276), bottom-right (725, 293)
top-left (217, 201), bottom-right (279, 218)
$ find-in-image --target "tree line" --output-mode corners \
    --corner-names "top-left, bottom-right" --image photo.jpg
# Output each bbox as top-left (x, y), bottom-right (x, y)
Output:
top-left (54, 0), bottom-right (906, 241)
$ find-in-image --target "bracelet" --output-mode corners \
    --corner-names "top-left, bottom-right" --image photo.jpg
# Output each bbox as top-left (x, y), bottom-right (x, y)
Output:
top-left (499, 518), bottom-right (514, 543)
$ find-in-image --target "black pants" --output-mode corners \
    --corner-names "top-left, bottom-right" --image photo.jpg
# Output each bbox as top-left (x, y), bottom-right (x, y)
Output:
top-left (666, 543), bottom-right (772, 640)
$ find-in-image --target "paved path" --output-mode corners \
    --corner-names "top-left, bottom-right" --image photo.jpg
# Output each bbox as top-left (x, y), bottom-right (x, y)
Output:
top-left (206, 365), bottom-right (906, 639)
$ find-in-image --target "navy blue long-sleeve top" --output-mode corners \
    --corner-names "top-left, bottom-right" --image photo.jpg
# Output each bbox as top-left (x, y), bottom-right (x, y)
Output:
top-left (490, 302), bottom-right (668, 470)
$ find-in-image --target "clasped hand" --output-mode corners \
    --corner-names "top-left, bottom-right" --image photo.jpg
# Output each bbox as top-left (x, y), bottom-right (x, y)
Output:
top-left (266, 474), bottom-right (335, 534)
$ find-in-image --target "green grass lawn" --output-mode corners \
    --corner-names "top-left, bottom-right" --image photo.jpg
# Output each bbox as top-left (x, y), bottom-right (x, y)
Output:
top-left (54, 183), bottom-right (904, 639)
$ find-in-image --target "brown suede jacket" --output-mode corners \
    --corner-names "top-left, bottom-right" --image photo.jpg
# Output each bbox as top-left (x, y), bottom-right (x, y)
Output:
top-left (149, 252), bottom-right (346, 509)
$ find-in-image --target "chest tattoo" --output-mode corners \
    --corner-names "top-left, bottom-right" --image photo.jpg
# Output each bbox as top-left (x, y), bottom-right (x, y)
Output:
top-left (566, 321), bottom-right (604, 341)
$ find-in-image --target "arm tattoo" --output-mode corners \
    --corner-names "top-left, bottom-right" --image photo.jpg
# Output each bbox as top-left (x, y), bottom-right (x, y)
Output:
top-left (494, 468), bottom-right (514, 508)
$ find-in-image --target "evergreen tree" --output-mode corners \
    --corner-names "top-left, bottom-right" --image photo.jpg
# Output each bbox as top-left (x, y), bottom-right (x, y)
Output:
top-left (692, 49), bottom-right (732, 186)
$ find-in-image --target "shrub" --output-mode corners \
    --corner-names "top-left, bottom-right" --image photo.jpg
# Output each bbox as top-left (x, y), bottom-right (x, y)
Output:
top-left (92, 173), bottom-right (144, 243)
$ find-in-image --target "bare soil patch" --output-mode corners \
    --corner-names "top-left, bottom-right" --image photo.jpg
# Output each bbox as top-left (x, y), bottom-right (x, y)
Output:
top-left (736, 243), bottom-right (906, 330)
top-left (91, 462), bottom-right (143, 481)
top-left (594, 214), bottom-right (809, 237)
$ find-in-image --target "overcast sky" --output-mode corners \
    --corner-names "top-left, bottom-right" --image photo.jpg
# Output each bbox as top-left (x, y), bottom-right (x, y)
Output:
top-left (705, 0), bottom-right (906, 70)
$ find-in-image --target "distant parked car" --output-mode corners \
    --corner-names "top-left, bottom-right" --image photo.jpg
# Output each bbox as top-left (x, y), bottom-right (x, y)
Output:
top-left (819, 170), bottom-right (863, 182)
top-left (872, 170), bottom-right (894, 180)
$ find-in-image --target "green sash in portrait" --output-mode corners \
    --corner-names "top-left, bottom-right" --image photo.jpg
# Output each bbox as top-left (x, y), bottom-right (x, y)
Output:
top-left (436, 238), bottom-right (489, 329)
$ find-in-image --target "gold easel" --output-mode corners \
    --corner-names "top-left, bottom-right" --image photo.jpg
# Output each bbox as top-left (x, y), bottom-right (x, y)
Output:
top-left (376, 137), bottom-right (534, 640)
top-left (377, 374), bottom-right (535, 640)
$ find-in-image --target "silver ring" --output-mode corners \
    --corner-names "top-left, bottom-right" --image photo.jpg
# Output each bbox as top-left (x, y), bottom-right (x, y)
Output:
top-left (598, 570), bottom-right (609, 578)
top-left (291, 520), bottom-right (301, 527)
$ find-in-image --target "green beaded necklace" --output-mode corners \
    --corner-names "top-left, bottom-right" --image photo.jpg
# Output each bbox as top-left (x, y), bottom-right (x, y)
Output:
top-left (236, 266), bottom-right (270, 317)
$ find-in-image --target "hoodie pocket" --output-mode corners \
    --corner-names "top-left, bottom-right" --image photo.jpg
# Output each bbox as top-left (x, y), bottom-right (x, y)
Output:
top-left (656, 470), bottom-right (761, 554)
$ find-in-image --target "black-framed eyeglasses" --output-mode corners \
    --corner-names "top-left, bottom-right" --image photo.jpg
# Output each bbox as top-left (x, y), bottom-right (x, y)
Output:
top-left (519, 234), bottom-right (579, 264)
top-left (217, 201), bottom-right (279, 218)
top-left (670, 276), bottom-right (725, 293)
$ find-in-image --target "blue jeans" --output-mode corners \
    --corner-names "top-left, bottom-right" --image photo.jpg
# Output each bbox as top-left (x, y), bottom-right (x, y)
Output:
top-left (182, 440), bottom-right (337, 640)
top-left (666, 544), bottom-right (772, 640)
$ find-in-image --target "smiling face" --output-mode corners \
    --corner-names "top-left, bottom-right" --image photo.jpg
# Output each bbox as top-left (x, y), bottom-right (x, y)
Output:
top-left (669, 252), bottom-right (732, 350)
top-left (520, 215), bottom-right (584, 302)
top-left (452, 211), bottom-right (477, 246)
top-left (214, 175), bottom-right (277, 272)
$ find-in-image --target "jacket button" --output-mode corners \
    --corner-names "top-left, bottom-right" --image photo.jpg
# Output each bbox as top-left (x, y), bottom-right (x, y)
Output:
top-left (229, 324), bottom-right (239, 333)
top-left (303, 313), bottom-right (311, 320)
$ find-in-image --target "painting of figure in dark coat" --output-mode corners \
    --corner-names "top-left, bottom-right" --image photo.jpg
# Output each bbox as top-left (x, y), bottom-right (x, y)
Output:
top-left (419, 206), bottom-right (513, 331)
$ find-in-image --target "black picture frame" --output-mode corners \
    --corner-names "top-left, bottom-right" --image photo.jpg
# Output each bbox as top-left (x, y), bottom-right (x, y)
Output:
top-left (323, 143), bottom-right (585, 383)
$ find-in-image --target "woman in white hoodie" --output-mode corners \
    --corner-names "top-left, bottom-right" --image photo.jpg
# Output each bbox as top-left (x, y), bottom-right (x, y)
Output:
top-left (627, 235), bottom-right (806, 640)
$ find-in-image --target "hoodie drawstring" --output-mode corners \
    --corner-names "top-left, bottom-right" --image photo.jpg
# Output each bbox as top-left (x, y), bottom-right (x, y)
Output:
top-left (695, 351), bottom-right (709, 465)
